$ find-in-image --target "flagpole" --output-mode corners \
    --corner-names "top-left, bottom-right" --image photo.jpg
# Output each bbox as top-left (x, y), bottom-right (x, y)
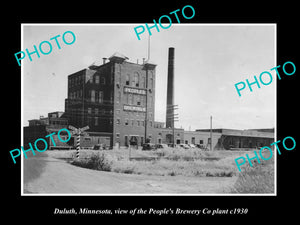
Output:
top-left (147, 34), bottom-right (150, 60)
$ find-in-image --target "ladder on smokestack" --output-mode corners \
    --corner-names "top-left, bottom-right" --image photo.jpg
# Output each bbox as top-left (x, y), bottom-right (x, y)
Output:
top-left (166, 104), bottom-right (179, 147)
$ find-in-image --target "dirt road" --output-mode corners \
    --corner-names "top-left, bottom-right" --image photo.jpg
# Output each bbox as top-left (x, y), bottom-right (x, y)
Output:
top-left (23, 155), bottom-right (237, 194)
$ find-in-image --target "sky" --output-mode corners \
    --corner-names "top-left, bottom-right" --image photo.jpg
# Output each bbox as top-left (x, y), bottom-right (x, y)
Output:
top-left (22, 24), bottom-right (276, 130)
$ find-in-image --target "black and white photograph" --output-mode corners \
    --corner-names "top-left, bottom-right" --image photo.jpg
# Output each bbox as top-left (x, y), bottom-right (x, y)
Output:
top-left (21, 24), bottom-right (276, 195)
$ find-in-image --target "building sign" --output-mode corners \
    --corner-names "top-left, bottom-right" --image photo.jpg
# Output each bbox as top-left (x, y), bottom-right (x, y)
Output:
top-left (123, 104), bottom-right (146, 112)
top-left (124, 87), bottom-right (146, 95)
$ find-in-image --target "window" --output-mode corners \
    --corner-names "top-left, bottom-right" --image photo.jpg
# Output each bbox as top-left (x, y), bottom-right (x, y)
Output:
top-left (95, 75), bottom-right (99, 84)
top-left (200, 140), bottom-right (203, 144)
top-left (91, 90), bottom-right (95, 102)
top-left (99, 91), bottom-right (103, 103)
top-left (116, 133), bottom-right (120, 138)
top-left (128, 94), bottom-right (132, 105)
top-left (191, 137), bottom-right (195, 144)
top-left (137, 121), bottom-right (140, 126)
top-left (100, 77), bottom-right (105, 85)
top-left (88, 90), bottom-right (91, 99)
top-left (126, 74), bottom-right (130, 85)
top-left (208, 138), bottom-right (211, 144)
top-left (95, 108), bottom-right (99, 115)
top-left (125, 119), bottom-right (129, 126)
top-left (95, 91), bottom-right (98, 102)
top-left (87, 108), bottom-right (92, 114)
top-left (150, 78), bottom-right (153, 89)
top-left (136, 95), bottom-right (141, 105)
top-left (116, 118), bottom-right (120, 125)
top-left (134, 73), bottom-right (139, 87)
top-left (95, 117), bottom-right (98, 126)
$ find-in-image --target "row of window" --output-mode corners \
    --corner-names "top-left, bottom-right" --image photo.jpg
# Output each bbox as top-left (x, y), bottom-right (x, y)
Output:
top-left (89, 90), bottom-right (104, 103)
top-left (69, 90), bottom-right (108, 104)
top-left (69, 90), bottom-right (83, 99)
top-left (69, 75), bottom-right (84, 87)
top-left (117, 92), bottom-right (148, 106)
top-left (117, 135), bottom-right (153, 146)
top-left (184, 138), bottom-right (204, 145)
top-left (69, 75), bottom-right (107, 88)
top-left (69, 71), bottom-right (154, 89)
top-left (116, 118), bottom-right (153, 127)
top-left (69, 90), bottom-right (153, 107)
top-left (87, 117), bottom-right (113, 126)
top-left (87, 107), bottom-right (113, 115)
top-left (117, 71), bottom-right (154, 89)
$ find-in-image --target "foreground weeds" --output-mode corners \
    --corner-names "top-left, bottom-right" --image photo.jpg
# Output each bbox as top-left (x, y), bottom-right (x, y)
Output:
top-left (51, 147), bottom-right (275, 193)
top-left (230, 155), bottom-right (274, 194)
top-left (68, 148), bottom-right (249, 178)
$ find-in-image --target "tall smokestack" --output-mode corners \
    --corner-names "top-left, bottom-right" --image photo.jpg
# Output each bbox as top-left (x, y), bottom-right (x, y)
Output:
top-left (166, 47), bottom-right (175, 128)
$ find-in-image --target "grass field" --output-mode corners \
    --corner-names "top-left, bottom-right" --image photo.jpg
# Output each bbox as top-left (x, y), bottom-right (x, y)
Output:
top-left (45, 147), bottom-right (275, 193)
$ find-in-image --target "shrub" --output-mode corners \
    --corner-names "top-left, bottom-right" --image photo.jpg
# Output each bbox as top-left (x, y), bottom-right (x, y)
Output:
top-left (230, 156), bottom-right (274, 194)
top-left (71, 153), bottom-right (112, 172)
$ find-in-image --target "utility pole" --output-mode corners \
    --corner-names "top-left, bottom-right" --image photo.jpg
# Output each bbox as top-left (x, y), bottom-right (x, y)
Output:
top-left (210, 115), bottom-right (213, 151)
top-left (144, 68), bottom-right (149, 144)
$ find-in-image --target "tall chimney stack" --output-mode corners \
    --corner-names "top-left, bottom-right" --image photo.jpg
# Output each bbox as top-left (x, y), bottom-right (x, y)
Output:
top-left (166, 47), bottom-right (175, 128)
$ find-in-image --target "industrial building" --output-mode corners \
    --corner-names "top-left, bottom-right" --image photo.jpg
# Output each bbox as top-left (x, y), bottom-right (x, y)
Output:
top-left (24, 48), bottom-right (274, 150)
top-left (185, 128), bottom-right (274, 150)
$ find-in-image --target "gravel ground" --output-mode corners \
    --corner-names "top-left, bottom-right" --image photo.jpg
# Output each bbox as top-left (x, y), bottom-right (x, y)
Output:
top-left (23, 153), bottom-right (237, 194)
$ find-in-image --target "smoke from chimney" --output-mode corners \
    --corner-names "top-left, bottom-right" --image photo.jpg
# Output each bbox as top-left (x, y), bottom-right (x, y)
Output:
top-left (166, 47), bottom-right (175, 128)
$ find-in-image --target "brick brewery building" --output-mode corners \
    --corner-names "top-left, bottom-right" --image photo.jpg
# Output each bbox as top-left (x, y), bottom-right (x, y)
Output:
top-left (24, 48), bottom-right (274, 150)
top-left (63, 51), bottom-right (181, 148)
